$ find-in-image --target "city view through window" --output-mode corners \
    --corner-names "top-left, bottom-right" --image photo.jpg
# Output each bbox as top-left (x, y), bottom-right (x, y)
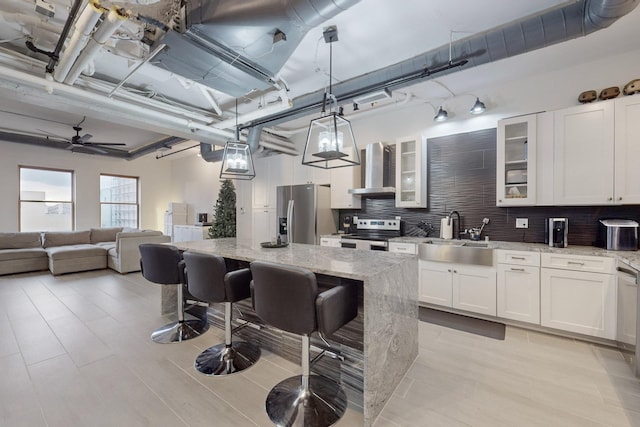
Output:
top-left (19, 166), bottom-right (74, 231)
top-left (100, 174), bottom-right (139, 228)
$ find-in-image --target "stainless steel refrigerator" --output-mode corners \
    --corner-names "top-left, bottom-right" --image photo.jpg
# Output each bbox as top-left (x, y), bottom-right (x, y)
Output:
top-left (276, 184), bottom-right (337, 245)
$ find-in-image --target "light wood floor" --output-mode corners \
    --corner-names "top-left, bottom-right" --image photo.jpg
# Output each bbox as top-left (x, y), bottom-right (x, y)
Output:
top-left (1, 269), bottom-right (639, 426)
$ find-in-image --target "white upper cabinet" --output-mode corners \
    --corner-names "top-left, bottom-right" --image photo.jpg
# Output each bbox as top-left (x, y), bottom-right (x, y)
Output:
top-left (553, 101), bottom-right (615, 205)
top-left (330, 162), bottom-right (361, 209)
top-left (496, 114), bottom-right (537, 206)
top-left (292, 155), bottom-right (330, 185)
top-left (395, 136), bottom-right (427, 208)
top-left (614, 95), bottom-right (640, 204)
top-left (252, 155), bottom-right (293, 209)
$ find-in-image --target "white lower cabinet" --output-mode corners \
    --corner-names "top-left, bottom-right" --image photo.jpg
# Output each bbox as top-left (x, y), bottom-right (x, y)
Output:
top-left (616, 264), bottom-right (637, 345)
top-left (497, 249), bottom-right (541, 324)
top-left (419, 260), bottom-right (496, 316)
top-left (540, 267), bottom-right (616, 339)
top-left (251, 209), bottom-right (277, 247)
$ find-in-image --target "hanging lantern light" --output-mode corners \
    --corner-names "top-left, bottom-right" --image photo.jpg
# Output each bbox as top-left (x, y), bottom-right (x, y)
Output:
top-left (302, 26), bottom-right (359, 169)
top-left (220, 99), bottom-right (255, 180)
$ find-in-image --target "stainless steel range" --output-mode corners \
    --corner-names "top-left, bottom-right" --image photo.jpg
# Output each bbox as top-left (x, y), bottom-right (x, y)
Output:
top-left (340, 217), bottom-right (404, 251)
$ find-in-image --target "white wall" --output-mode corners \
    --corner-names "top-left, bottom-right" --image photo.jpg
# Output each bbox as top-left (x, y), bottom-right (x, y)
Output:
top-left (169, 153), bottom-right (224, 224)
top-left (0, 143), bottom-right (173, 232)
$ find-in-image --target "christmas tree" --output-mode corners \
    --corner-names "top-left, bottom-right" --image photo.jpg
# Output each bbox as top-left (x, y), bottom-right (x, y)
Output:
top-left (209, 179), bottom-right (236, 238)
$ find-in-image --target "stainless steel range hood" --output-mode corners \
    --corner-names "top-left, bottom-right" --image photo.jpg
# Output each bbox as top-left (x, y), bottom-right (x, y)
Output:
top-left (349, 142), bottom-right (395, 196)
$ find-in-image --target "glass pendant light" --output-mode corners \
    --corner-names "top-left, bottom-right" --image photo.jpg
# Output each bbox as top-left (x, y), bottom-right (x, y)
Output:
top-left (469, 97), bottom-right (486, 115)
top-left (220, 99), bottom-right (255, 180)
top-left (302, 26), bottom-right (359, 169)
top-left (434, 106), bottom-right (449, 122)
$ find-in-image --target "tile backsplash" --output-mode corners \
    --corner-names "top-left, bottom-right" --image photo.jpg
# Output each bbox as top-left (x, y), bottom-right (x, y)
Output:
top-left (339, 128), bottom-right (640, 246)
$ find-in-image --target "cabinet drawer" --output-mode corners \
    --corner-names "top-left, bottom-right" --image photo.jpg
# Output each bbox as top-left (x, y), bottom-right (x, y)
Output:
top-left (540, 253), bottom-right (615, 274)
top-left (389, 242), bottom-right (417, 254)
top-left (496, 249), bottom-right (540, 266)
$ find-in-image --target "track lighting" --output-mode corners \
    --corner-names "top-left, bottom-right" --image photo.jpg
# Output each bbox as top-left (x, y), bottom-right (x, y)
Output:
top-left (469, 97), bottom-right (486, 115)
top-left (434, 106), bottom-right (449, 122)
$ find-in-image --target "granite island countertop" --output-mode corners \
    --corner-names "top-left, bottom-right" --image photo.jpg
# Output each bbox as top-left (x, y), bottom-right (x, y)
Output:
top-left (390, 236), bottom-right (640, 270)
top-left (173, 237), bottom-right (418, 427)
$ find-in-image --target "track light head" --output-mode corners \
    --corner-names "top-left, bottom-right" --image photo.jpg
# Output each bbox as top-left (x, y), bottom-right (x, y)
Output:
top-left (470, 97), bottom-right (486, 115)
top-left (434, 106), bottom-right (448, 122)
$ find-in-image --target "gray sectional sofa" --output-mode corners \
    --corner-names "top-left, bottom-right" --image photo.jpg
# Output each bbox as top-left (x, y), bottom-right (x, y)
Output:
top-left (0, 228), bottom-right (170, 276)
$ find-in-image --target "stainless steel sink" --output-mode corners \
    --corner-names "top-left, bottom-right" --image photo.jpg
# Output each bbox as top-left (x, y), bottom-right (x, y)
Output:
top-left (419, 240), bottom-right (494, 266)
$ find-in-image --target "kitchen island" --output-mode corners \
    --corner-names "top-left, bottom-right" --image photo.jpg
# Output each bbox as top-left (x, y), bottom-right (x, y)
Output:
top-left (174, 238), bottom-right (418, 426)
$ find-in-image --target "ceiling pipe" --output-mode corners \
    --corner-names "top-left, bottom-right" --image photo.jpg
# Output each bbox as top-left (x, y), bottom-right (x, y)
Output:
top-left (65, 6), bottom-right (129, 85)
top-left (240, 0), bottom-right (638, 131)
top-left (54, 0), bottom-right (105, 82)
top-left (0, 62), bottom-right (236, 143)
top-left (45, 0), bottom-right (84, 74)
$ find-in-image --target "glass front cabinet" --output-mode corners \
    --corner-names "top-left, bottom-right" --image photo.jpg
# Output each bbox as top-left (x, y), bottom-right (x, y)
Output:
top-left (496, 114), bottom-right (537, 206)
top-left (395, 135), bottom-right (427, 208)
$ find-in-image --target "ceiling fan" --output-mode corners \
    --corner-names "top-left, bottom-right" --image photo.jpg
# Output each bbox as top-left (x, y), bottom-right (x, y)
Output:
top-left (65, 126), bottom-right (127, 154)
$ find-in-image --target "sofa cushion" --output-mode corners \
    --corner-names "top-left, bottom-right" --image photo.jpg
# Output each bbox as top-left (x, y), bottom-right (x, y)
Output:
top-left (90, 227), bottom-right (123, 244)
top-left (0, 248), bottom-right (47, 261)
top-left (0, 232), bottom-right (42, 249)
top-left (95, 242), bottom-right (116, 250)
top-left (116, 230), bottom-right (162, 240)
top-left (46, 244), bottom-right (107, 260)
top-left (42, 231), bottom-right (91, 248)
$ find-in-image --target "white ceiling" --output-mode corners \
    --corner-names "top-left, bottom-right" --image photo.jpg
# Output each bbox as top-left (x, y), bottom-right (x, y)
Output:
top-left (0, 0), bottom-right (636, 157)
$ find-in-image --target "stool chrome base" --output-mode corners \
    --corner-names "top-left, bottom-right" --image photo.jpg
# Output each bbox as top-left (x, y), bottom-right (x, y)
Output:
top-left (195, 341), bottom-right (261, 375)
top-left (151, 319), bottom-right (209, 344)
top-left (266, 375), bottom-right (347, 427)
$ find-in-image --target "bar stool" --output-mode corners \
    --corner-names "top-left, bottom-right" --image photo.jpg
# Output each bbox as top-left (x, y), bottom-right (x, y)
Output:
top-left (250, 260), bottom-right (358, 427)
top-left (183, 251), bottom-right (260, 375)
top-left (139, 243), bottom-right (208, 343)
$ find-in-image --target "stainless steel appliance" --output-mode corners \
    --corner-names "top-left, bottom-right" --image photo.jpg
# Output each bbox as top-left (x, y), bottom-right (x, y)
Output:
top-left (596, 219), bottom-right (639, 251)
top-left (348, 142), bottom-right (395, 196)
top-left (545, 217), bottom-right (568, 248)
top-left (617, 261), bottom-right (640, 377)
top-left (340, 217), bottom-right (403, 251)
top-left (277, 184), bottom-right (337, 245)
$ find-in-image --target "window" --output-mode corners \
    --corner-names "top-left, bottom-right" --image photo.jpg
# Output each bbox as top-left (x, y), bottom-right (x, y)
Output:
top-left (19, 166), bottom-right (74, 231)
top-left (100, 174), bottom-right (139, 228)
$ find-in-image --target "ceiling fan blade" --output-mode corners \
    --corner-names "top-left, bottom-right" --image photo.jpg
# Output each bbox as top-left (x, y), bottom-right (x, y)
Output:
top-left (66, 143), bottom-right (75, 150)
top-left (79, 133), bottom-right (93, 143)
top-left (86, 142), bottom-right (127, 146)
top-left (76, 145), bottom-right (108, 154)
top-left (36, 128), bottom-right (69, 141)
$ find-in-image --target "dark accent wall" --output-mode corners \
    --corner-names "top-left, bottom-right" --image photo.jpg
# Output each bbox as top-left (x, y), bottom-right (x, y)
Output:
top-left (339, 128), bottom-right (640, 246)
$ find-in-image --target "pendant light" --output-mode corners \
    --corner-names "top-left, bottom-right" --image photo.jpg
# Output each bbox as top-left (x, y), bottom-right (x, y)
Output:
top-left (434, 106), bottom-right (449, 122)
top-left (302, 26), bottom-right (359, 169)
top-left (220, 99), bottom-right (255, 180)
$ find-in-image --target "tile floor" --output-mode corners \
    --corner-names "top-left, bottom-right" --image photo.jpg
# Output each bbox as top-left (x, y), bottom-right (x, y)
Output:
top-left (1, 269), bottom-right (640, 427)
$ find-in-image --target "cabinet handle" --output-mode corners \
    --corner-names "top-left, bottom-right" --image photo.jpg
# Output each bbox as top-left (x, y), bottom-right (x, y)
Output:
top-left (498, 199), bottom-right (502, 203)
top-left (607, 197), bottom-right (613, 201)
top-left (448, 269), bottom-right (452, 272)
top-left (511, 256), bottom-right (526, 260)
top-left (567, 261), bottom-right (585, 266)
top-left (618, 197), bottom-right (622, 201)
top-left (510, 267), bottom-right (525, 272)
top-left (453, 270), bottom-right (457, 273)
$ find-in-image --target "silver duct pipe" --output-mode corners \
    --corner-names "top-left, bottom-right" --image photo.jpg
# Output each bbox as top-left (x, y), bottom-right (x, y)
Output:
top-left (242, 0), bottom-right (638, 129)
top-left (200, 124), bottom-right (266, 163)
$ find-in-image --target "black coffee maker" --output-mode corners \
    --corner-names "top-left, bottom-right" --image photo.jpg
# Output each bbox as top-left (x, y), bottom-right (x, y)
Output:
top-left (545, 218), bottom-right (568, 247)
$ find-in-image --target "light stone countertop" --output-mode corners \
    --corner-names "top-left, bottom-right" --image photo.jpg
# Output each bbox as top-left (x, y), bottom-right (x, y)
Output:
top-left (389, 236), bottom-right (640, 270)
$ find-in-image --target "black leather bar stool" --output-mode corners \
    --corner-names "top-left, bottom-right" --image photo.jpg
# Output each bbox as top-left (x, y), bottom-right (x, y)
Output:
top-left (183, 251), bottom-right (260, 375)
top-left (250, 260), bottom-right (358, 427)
top-left (139, 243), bottom-right (208, 343)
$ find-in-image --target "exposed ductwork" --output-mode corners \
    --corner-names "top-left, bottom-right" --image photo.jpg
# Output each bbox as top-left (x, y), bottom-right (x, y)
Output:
top-left (240, 0), bottom-right (639, 130)
top-left (154, 0), bottom-right (361, 97)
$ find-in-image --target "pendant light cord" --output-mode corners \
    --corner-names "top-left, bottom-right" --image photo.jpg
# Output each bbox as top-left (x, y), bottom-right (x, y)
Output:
top-left (235, 98), bottom-right (239, 141)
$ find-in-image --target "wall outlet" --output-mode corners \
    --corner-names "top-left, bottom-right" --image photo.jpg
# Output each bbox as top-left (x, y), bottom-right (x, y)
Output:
top-left (515, 218), bottom-right (528, 229)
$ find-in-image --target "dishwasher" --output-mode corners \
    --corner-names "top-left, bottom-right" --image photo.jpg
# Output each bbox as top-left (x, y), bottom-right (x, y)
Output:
top-left (617, 261), bottom-right (640, 377)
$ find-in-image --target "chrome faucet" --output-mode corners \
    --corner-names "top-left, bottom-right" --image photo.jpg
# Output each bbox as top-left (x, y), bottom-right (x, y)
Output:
top-left (448, 210), bottom-right (461, 238)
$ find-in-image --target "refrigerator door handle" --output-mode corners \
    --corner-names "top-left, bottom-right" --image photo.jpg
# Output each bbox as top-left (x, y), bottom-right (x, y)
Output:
top-left (287, 199), bottom-right (294, 243)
